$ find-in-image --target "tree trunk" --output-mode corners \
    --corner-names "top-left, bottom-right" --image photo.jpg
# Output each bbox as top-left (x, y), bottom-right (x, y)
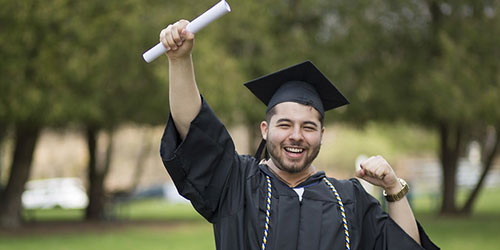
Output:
top-left (0, 123), bottom-right (8, 189)
top-left (129, 129), bottom-right (152, 192)
top-left (438, 122), bottom-right (464, 215)
top-left (0, 124), bottom-right (40, 228)
top-left (85, 127), bottom-right (114, 221)
top-left (461, 126), bottom-right (499, 214)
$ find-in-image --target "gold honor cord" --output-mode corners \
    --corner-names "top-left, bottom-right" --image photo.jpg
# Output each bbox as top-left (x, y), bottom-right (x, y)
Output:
top-left (260, 176), bottom-right (350, 250)
top-left (323, 177), bottom-right (350, 250)
top-left (261, 175), bottom-right (272, 250)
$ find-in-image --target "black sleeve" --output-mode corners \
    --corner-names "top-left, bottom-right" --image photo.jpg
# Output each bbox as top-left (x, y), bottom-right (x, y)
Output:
top-left (351, 179), bottom-right (440, 250)
top-left (160, 98), bottom-right (246, 222)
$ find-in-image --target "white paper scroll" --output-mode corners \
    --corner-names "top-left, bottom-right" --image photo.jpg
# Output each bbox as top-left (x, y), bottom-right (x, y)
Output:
top-left (142, 0), bottom-right (231, 63)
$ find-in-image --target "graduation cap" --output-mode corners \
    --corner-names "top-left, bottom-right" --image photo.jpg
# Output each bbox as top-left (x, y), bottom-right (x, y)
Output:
top-left (244, 61), bottom-right (349, 160)
top-left (244, 60), bottom-right (349, 117)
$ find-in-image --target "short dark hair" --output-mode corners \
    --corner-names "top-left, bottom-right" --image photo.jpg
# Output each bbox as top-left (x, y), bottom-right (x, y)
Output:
top-left (265, 105), bottom-right (324, 127)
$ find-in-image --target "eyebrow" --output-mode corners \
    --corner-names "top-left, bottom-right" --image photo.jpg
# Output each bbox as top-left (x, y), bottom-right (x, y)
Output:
top-left (276, 118), bottom-right (292, 124)
top-left (275, 118), bottom-right (319, 128)
top-left (303, 121), bottom-right (319, 127)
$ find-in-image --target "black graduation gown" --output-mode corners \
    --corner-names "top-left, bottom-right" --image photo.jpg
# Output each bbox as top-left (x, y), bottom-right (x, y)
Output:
top-left (160, 98), bottom-right (439, 250)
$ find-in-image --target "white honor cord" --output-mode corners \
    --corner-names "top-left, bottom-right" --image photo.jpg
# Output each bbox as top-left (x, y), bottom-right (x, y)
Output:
top-left (142, 0), bottom-right (231, 63)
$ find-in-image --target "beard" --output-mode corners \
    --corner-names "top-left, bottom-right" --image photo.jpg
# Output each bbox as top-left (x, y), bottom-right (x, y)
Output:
top-left (266, 139), bottom-right (321, 174)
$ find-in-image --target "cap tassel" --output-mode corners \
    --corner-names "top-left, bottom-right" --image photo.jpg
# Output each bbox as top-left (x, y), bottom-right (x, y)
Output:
top-left (254, 139), bottom-right (267, 161)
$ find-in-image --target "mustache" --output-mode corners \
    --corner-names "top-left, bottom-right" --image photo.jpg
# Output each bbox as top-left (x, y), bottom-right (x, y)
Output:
top-left (283, 141), bottom-right (307, 148)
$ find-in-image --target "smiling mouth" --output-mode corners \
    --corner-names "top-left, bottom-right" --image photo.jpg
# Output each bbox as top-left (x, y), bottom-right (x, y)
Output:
top-left (284, 147), bottom-right (304, 153)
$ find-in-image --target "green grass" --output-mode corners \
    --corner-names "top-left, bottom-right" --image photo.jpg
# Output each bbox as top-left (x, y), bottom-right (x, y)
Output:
top-left (0, 221), bottom-right (214, 250)
top-left (418, 212), bottom-right (500, 250)
top-left (117, 199), bottom-right (204, 221)
top-left (413, 188), bottom-right (500, 250)
top-left (23, 207), bottom-right (85, 221)
top-left (5, 201), bottom-right (212, 250)
top-left (2, 189), bottom-right (500, 250)
top-left (22, 200), bottom-right (203, 222)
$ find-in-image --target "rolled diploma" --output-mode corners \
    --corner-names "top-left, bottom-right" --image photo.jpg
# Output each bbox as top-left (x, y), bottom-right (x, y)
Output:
top-left (142, 0), bottom-right (231, 63)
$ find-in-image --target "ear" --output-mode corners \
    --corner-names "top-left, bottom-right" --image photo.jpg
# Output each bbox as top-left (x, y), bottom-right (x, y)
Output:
top-left (320, 126), bottom-right (325, 145)
top-left (260, 121), bottom-right (268, 140)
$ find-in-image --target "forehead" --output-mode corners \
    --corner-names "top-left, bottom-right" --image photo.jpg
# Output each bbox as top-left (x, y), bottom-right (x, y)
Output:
top-left (270, 102), bottom-right (322, 124)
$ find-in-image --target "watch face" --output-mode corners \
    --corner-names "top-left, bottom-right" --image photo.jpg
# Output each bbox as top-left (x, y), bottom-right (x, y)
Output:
top-left (399, 178), bottom-right (408, 186)
top-left (384, 178), bottom-right (409, 202)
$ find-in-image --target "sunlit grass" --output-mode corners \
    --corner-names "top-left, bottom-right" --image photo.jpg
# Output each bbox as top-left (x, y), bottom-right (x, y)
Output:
top-left (119, 199), bottom-right (203, 221)
top-left (22, 200), bottom-right (204, 222)
top-left (0, 221), bottom-right (214, 250)
top-left (414, 187), bottom-right (500, 250)
top-left (419, 212), bottom-right (500, 250)
top-left (5, 187), bottom-right (498, 250)
top-left (23, 207), bottom-right (85, 221)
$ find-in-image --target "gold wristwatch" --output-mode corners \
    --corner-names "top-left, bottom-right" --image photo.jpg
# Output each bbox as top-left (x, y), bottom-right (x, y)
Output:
top-left (383, 178), bottom-right (409, 202)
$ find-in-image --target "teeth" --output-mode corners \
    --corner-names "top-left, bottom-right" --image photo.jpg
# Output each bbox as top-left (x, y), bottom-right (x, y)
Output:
top-left (285, 147), bottom-right (303, 153)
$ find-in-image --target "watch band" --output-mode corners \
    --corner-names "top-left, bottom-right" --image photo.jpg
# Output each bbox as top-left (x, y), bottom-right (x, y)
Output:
top-left (383, 178), bottom-right (409, 202)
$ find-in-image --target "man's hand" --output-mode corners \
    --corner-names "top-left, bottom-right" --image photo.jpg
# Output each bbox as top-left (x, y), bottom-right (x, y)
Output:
top-left (160, 20), bottom-right (195, 60)
top-left (355, 155), bottom-right (402, 194)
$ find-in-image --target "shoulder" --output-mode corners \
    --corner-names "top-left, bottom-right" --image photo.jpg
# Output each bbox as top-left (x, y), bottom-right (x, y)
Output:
top-left (241, 154), bottom-right (262, 178)
top-left (326, 177), bottom-right (364, 192)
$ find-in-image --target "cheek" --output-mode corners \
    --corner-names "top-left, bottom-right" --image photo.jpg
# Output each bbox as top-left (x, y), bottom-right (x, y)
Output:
top-left (267, 129), bottom-right (287, 144)
top-left (305, 133), bottom-right (322, 145)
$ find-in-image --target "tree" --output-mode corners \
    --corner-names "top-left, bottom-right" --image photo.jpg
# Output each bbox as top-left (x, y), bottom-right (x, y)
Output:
top-left (63, 0), bottom-right (171, 220)
top-left (0, 0), bottom-right (74, 228)
top-left (312, 0), bottom-right (500, 215)
top-left (0, 0), bottom-right (171, 224)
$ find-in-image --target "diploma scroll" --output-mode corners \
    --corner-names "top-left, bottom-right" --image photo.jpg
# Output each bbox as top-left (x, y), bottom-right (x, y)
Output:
top-left (142, 0), bottom-right (231, 63)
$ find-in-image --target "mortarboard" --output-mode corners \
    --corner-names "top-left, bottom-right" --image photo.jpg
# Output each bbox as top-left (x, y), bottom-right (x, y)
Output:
top-left (244, 60), bottom-right (349, 117)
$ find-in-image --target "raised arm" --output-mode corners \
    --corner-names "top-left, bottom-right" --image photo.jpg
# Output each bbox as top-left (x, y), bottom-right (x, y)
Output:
top-left (160, 20), bottom-right (201, 140)
top-left (356, 156), bottom-right (421, 245)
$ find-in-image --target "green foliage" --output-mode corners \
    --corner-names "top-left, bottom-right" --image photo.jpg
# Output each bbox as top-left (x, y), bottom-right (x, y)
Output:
top-left (2, 0), bottom-right (498, 130)
top-left (63, 0), bottom-right (170, 127)
top-left (0, 0), bottom-right (172, 128)
top-left (0, 0), bottom-right (69, 124)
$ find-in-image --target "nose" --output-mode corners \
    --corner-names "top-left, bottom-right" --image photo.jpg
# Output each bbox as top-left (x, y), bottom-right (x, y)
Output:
top-left (288, 126), bottom-right (304, 141)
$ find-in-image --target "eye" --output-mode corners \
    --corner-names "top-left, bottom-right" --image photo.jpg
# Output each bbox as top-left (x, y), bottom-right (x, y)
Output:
top-left (277, 123), bottom-right (291, 128)
top-left (303, 126), bottom-right (317, 131)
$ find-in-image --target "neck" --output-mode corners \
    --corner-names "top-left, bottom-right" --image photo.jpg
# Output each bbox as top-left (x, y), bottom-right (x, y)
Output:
top-left (264, 159), bottom-right (316, 188)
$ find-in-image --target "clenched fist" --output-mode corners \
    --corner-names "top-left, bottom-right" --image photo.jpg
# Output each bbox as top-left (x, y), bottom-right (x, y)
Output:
top-left (355, 155), bottom-right (402, 194)
top-left (160, 20), bottom-right (195, 60)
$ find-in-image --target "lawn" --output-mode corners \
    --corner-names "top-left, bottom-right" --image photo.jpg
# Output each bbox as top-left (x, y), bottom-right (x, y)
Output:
top-left (419, 212), bottom-right (500, 250)
top-left (413, 187), bottom-right (500, 250)
top-left (1, 189), bottom-right (499, 250)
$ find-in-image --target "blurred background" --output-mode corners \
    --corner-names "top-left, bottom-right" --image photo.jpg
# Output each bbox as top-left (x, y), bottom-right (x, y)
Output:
top-left (1, 0), bottom-right (499, 249)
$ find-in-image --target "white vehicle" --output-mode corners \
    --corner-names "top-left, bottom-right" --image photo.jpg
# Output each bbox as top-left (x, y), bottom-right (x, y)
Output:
top-left (22, 178), bottom-right (89, 209)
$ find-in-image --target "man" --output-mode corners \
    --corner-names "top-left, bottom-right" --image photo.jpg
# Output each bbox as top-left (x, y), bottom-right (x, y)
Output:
top-left (159, 20), bottom-right (439, 250)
